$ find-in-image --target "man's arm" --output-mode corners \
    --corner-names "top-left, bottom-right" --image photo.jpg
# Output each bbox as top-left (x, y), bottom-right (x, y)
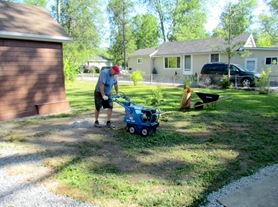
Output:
top-left (99, 82), bottom-right (105, 96)
top-left (114, 84), bottom-right (119, 94)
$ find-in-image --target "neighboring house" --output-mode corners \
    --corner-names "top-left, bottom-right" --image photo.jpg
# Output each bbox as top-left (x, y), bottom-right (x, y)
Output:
top-left (128, 33), bottom-right (278, 77)
top-left (0, 2), bottom-right (72, 121)
top-left (83, 55), bottom-right (112, 70)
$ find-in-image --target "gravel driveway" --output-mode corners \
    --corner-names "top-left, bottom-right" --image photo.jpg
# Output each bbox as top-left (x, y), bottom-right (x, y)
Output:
top-left (0, 142), bottom-right (98, 207)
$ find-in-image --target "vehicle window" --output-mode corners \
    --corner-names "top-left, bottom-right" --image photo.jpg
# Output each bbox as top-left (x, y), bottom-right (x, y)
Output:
top-left (233, 64), bottom-right (248, 71)
top-left (202, 64), bottom-right (224, 74)
top-left (230, 65), bottom-right (239, 72)
top-left (210, 64), bottom-right (224, 73)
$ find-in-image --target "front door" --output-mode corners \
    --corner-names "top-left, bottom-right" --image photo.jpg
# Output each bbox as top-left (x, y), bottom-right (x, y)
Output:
top-left (183, 55), bottom-right (192, 75)
top-left (245, 58), bottom-right (257, 72)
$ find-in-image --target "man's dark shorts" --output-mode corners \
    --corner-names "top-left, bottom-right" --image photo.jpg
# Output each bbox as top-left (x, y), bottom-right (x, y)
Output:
top-left (94, 91), bottom-right (113, 111)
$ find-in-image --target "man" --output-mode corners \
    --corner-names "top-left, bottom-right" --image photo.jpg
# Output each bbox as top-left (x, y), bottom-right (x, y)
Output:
top-left (94, 65), bottom-right (119, 128)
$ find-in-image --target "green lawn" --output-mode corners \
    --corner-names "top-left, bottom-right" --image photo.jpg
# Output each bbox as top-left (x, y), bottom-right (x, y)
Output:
top-left (2, 80), bottom-right (277, 207)
top-left (61, 80), bottom-right (278, 206)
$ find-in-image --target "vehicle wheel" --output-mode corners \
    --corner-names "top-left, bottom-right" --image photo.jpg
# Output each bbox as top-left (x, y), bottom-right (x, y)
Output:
top-left (126, 124), bottom-right (130, 132)
top-left (128, 125), bottom-right (136, 134)
top-left (204, 77), bottom-right (212, 85)
top-left (241, 78), bottom-right (251, 87)
top-left (141, 127), bottom-right (149, 137)
top-left (194, 101), bottom-right (204, 110)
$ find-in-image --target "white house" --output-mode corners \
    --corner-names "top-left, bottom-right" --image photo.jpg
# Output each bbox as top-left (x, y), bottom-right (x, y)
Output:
top-left (128, 34), bottom-right (278, 77)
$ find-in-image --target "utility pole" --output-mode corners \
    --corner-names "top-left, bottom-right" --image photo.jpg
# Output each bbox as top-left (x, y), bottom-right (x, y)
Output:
top-left (57, 0), bottom-right (61, 23)
top-left (122, 0), bottom-right (127, 70)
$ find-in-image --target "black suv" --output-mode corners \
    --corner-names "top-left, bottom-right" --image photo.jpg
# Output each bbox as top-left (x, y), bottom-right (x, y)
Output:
top-left (200, 63), bottom-right (259, 87)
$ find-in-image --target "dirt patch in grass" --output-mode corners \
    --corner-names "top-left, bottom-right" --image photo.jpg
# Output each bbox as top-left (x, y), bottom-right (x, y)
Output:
top-left (1, 103), bottom-right (277, 207)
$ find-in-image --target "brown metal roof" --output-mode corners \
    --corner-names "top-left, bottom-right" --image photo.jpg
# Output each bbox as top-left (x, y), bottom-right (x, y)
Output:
top-left (0, 1), bottom-right (71, 42)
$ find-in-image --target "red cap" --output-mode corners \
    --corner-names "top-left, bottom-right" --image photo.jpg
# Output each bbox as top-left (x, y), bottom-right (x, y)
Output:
top-left (112, 65), bottom-right (120, 74)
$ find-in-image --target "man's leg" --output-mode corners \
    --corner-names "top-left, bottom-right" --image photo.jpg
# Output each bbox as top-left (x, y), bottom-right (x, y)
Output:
top-left (107, 108), bottom-right (112, 122)
top-left (94, 91), bottom-right (102, 127)
top-left (106, 108), bottom-right (115, 128)
top-left (95, 109), bottom-right (100, 122)
top-left (94, 109), bottom-right (101, 127)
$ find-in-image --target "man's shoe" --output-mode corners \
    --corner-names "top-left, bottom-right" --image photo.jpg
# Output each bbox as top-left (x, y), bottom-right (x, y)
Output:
top-left (106, 121), bottom-right (115, 129)
top-left (94, 121), bottom-right (101, 128)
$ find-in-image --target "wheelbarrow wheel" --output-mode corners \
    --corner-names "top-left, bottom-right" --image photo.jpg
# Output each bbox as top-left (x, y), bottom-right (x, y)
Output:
top-left (194, 101), bottom-right (204, 110)
top-left (128, 125), bottom-right (137, 134)
top-left (141, 127), bottom-right (149, 137)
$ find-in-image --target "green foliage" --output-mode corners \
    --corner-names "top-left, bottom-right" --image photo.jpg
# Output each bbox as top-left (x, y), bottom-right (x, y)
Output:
top-left (130, 70), bottom-right (144, 86)
top-left (254, 31), bottom-right (274, 47)
top-left (221, 75), bottom-right (232, 89)
top-left (63, 59), bottom-right (77, 83)
top-left (133, 14), bottom-right (160, 49)
top-left (107, 0), bottom-right (136, 67)
top-left (168, 0), bottom-right (208, 41)
top-left (183, 76), bottom-right (193, 89)
top-left (142, 0), bottom-right (171, 42)
top-left (3, 82), bottom-right (278, 207)
top-left (215, 0), bottom-right (257, 38)
top-left (24, 0), bottom-right (47, 7)
top-left (146, 86), bottom-right (164, 105)
top-left (212, 0), bottom-right (257, 77)
top-left (258, 0), bottom-right (278, 45)
top-left (255, 67), bottom-right (272, 94)
top-left (49, 0), bottom-right (103, 81)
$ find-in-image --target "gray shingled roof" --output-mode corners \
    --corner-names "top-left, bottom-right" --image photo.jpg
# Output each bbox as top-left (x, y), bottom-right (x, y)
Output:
top-left (154, 34), bottom-right (251, 56)
top-left (128, 48), bottom-right (158, 57)
top-left (128, 34), bottom-right (252, 57)
top-left (0, 1), bottom-right (71, 42)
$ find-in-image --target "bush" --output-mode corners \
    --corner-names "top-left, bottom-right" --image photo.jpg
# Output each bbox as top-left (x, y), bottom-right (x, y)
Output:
top-left (64, 59), bottom-right (77, 83)
top-left (94, 67), bottom-right (100, 73)
top-left (221, 75), bottom-right (232, 89)
top-left (146, 86), bottom-right (164, 105)
top-left (183, 76), bottom-right (193, 89)
top-left (152, 68), bottom-right (158, 74)
top-left (255, 68), bottom-right (271, 94)
top-left (130, 70), bottom-right (144, 86)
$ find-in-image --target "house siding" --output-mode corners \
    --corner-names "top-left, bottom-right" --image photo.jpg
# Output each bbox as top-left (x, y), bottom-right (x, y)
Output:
top-left (0, 38), bottom-right (69, 121)
top-left (248, 50), bottom-right (278, 74)
top-left (128, 34), bottom-right (278, 79)
top-left (129, 56), bottom-right (152, 74)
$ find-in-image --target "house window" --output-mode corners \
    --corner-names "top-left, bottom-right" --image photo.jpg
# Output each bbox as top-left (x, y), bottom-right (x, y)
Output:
top-left (165, 56), bottom-right (180, 69)
top-left (265, 57), bottom-right (277, 65)
top-left (184, 55), bottom-right (191, 71)
top-left (137, 58), bottom-right (142, 64)
top-left (210, 54), bottom-right (219, 62)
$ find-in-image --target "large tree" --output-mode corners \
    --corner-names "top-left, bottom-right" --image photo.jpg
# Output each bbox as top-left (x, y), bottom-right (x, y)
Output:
top-left (139, 0), bottom-right (207, 42)
top-left (212, 0), bottom-right (257, 79)
top-left (50, 0), bottom-right (103, 81)
top-left (132, 14), bottom-right (160, 49)
top-left (259, 0), bottom-right (278, 45)
top-left (168, 0), bottom-right (208, 41)
top-left (107, 0), bottom-right (136, 68)
top-left (141, 0), bottom-right (171, 42)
